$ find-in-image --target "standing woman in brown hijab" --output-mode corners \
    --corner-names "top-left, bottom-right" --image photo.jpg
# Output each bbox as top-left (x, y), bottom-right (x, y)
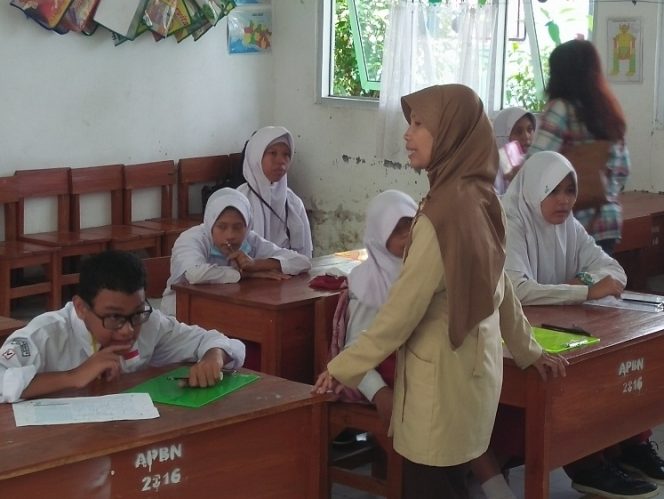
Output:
top-left (314, 85), bottom-right (566, 497)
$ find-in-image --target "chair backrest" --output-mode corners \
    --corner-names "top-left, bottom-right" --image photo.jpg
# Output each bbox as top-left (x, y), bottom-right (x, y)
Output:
top-left (177, 155), bottom-right (231, 220)
top-left (123, 160), bottom-right (177, 224)
top-left (14, 168), bottom-right (72, 236)
top-left (143, 255), bottom-right (171, 299)
top-left (0, 176), bottom-right (19, 241)
top-left (70, 164), bottom-right (125, 230)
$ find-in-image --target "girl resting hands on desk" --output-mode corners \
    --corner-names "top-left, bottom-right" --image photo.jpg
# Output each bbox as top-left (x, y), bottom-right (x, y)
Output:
top-left (314, 84), bottom-right (566, 499)
top-left (160, 188), bottom-right (311, 316)
top-left (502, 151), bottom-right (626, 306)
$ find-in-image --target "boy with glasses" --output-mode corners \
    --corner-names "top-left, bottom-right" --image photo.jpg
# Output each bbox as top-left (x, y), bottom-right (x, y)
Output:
top-left (0, 250), bottom-right (245, 403)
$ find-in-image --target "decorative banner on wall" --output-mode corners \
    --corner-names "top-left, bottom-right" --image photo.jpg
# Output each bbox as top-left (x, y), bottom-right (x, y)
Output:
top-left (607, 17), bottom-right (643, 84)
top-left (8, 0), bottom-right (237, 44)
top-left (227, 4), bottom-right (272, 54)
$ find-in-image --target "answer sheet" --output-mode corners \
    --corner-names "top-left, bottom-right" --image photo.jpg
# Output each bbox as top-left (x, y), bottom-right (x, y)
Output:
top-left (12, 393), bottom-right (159, 427)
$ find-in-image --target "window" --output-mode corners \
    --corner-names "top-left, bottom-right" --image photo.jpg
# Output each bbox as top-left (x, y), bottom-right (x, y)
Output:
top-left (320, 0), bottom-right (594, 112)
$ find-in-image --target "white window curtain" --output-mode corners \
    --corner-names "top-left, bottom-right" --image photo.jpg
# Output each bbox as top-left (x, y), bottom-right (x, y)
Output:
top-left (656, 3), bottom-right (664, 129)
top-left (376, 0), bottom-right (499, 162)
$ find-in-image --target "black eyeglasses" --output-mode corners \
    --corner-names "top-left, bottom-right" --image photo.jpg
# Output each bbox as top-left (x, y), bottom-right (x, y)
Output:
top-left (86, 300), bottom-right (153, 330)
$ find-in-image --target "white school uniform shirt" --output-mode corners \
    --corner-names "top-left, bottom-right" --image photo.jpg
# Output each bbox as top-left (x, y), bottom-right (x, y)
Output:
top-left (237, 126), bottom-right (313, 257)
top-left (161, 188), bottom-right (311, 316)
top-left (502, 151), bottom-right (626, 305)
top-left (344, 190), bottom-right (417, 401)
top-left (0, 302), bottom-right (246, 403)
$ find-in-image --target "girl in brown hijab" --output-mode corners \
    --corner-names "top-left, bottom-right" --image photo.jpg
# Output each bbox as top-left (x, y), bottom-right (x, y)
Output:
top-left (314, 84), bottom-right (565, 498)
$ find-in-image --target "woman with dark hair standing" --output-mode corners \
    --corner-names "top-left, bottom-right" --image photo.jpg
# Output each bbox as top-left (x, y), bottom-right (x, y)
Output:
top-left (528, 39), bottom-right (630, 255)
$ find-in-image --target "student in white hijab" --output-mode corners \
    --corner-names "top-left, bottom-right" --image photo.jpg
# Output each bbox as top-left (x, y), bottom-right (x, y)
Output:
top-left (237, 126), bottom-right (313, 257)
top-left (160, 188), bottom-right (311, 316)
top-left (504, 152), bottom-right (663, 499)
top-left (492, 107), bottom-right (536, 195)
top-left (503, 151), bottom-right (626, 305)
top-left (343, 189), bottom-right (417, 420)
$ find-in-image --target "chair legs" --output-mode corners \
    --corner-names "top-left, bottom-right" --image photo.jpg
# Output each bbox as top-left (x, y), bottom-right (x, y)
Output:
top-left (326, 404), bottom-right (403, 499)
top-left (0, 250), bottom-right (61, 318)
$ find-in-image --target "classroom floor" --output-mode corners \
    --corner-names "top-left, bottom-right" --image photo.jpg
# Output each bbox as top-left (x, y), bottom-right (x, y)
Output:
top-left (331, 424), bottom-right (664, 498)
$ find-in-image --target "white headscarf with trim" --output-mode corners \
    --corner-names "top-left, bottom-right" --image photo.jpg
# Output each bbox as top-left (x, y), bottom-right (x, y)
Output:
top-left (348, 190), bottom-right (417, 309)
top-left (502, 151), bottom-right (580, 285)
top-left (241, 126), bottom-right (305, 250)
top-left (493, 107), bottom-right (535, 148)
top-left (169, 188), bottom-right (252, 284)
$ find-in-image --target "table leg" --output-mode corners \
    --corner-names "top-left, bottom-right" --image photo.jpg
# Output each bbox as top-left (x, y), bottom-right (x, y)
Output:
top-left (524, 370), bottom-right (551, 499)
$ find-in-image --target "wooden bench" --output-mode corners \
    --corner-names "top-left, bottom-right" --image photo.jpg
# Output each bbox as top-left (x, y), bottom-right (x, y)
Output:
top-left (614, 191), bottom-right (664, 290)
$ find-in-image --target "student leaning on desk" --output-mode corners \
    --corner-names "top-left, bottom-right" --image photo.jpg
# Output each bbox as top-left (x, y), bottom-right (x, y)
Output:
top-left (0, 250), bottom-right (245, 403)
top-left (502, 151), bottom-right (664, 497)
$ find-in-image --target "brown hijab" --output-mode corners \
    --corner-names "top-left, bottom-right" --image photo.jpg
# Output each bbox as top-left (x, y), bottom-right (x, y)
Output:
top-left (401, 84), bottom-right (505, 349)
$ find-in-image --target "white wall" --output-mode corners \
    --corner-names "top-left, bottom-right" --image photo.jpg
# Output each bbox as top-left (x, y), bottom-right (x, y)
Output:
top-left (3, 2), bottom-right (662, 254)
top-left (0, 8), bottom-right (274, 233)
top-left (272, 1), bottom-right (664, 255)
top-left (271, 1), bottom-right (427, 255)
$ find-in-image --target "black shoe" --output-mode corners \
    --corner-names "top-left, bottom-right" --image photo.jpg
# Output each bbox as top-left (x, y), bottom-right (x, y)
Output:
top-left (571, 461), bottom-right (659, 498)
top-left (620, 441), bottom-right (664, 485)
top-left (332, 429), bottom-right (360, 447)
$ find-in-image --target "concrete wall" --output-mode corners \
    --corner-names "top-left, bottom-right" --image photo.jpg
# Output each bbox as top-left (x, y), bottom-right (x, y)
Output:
top-left (2, 1), bottom-right (661, 254)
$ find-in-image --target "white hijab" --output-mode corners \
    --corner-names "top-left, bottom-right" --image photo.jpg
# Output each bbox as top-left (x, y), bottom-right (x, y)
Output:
top-left (348, 190), bottom-right (417, 309)
top-left (493, 107), bottom-right (535, 147)
top-left (502, 151), bottom-right (580, 285)
top-left (169, 188), bottom-right (252, 283)
top-left (241, 126), bottom-right (305, 249)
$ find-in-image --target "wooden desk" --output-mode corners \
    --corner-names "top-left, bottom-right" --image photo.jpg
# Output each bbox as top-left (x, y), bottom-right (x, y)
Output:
top-left (0, 367), bottom-right (326, 498)
top-left (0, 316), bottom-right (26, 342)
top-left (501, 305), bottom-right (664, 498)
top-left (614, 191), bottom-right (664, 290)
top-left (174, 254), bottom-right (361, 384)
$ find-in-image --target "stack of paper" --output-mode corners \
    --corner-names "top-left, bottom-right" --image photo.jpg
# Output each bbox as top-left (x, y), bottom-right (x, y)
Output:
top-left (586, 292), bottom-right (664, 313)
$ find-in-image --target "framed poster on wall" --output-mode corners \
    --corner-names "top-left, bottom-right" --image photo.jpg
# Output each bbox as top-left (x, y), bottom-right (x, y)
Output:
top-left (607, 17), bottom-right (643, 83)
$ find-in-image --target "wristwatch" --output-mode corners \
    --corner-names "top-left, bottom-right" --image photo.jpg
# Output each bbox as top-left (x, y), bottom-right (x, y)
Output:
top-left (576, 271), bottom-right (595, 286)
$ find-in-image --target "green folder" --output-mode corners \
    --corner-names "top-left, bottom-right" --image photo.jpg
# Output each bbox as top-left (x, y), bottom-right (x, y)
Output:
top-left (125, 367), bottom-right (260, 408)
top-left (532, 327), bottom-right (600, 354)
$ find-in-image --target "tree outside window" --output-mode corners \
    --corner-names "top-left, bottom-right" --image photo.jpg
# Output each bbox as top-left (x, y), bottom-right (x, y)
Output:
top-left (329, 0), bottom-right (593, 112)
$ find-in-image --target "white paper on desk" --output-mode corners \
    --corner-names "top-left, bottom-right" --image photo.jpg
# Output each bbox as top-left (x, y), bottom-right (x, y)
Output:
top-left (585, 296), bottom-right (664, 313)
top-left (12, 393), bottom-right (159, 427)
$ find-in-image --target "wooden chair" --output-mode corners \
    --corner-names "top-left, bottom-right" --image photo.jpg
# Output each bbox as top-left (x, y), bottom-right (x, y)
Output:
top-left (0, 315), bottom-right (26, 343)
top-left (229, 151), bottom-right (243, 176)
top-left (14, 168), bottom-right (109, 299)
top-left (177, 155), bottom-right (232, 222)
top-left (314, 293), bottom-right (403, 499)
top-left (0, 175), bottom-right (60, 317)
top-left (142, 255), bottom-right (170, 300)
top-left (70, 164), bottom-right (163, 257)
top-left (123, 161), bottom-right (198, 256)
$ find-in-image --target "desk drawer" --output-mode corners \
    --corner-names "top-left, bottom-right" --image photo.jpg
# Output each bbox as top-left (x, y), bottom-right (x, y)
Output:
top-left (615, 215), bottom-right (651, 253)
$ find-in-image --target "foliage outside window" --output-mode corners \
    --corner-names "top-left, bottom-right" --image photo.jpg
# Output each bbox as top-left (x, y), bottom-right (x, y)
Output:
top-left (330, 0), bottom-right (593, 112)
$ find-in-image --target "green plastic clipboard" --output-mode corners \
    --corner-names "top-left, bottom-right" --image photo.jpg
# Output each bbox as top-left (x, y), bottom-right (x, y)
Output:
top-left (532, 327), bottom-right (600, 354)
top-left (125, 367), bottom-right (260, 408)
